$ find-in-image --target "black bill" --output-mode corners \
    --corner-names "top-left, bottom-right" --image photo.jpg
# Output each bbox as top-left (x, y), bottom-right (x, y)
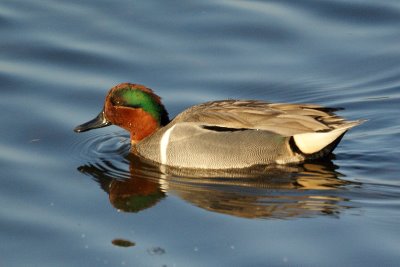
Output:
top-left (74, 110), bottom-right (111, 133)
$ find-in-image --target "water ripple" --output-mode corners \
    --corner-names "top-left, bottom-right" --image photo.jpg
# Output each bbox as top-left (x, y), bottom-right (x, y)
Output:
top-left (71, 131), bottom-right (130, 163)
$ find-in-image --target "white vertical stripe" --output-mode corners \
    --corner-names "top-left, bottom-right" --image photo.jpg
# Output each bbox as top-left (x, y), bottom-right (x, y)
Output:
top-left (160, 125), bottom-right (176, 165)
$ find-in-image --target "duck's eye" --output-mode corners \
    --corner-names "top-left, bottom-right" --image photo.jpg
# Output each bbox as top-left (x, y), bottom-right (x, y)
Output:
top-left (111, 97), bottom-right (123, 106)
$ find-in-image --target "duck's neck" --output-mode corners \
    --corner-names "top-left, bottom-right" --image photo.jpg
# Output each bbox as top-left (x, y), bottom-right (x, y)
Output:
top-left (124, 107), bottom-right (165, 144)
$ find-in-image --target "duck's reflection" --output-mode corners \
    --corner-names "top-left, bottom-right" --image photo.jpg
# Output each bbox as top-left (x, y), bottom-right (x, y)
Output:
top-left (78, 155), bottom-right (355, 219)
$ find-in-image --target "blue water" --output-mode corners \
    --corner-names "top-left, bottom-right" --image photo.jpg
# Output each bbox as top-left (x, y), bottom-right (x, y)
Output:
top-left (1, 0), bottom-right (400, 266)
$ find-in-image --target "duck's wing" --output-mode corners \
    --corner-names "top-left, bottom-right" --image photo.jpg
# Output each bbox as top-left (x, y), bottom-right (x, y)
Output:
top-left (170, 100), bottom-right (364, 155)
top-left (173, 100), bottom-right (362, 136)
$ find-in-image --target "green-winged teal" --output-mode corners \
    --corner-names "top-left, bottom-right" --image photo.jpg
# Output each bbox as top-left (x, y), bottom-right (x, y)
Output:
top-left (74, 83), bottom-right (363, 169)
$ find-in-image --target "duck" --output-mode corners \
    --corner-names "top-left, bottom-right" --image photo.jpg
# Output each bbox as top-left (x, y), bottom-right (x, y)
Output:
top-left (74, 83), bottom-right (364, 169)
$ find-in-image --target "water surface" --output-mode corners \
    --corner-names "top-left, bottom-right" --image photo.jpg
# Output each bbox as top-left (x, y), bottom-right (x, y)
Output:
top-left (1, 0), bottom-right (400, 266)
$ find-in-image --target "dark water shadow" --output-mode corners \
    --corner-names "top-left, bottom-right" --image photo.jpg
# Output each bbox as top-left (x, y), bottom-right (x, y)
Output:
top-left (78, 152), bottom-right (359, 220)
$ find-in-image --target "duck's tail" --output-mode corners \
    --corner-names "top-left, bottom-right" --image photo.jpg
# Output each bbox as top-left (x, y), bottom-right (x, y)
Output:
top-left (292, 119), bottom-right (366, 155)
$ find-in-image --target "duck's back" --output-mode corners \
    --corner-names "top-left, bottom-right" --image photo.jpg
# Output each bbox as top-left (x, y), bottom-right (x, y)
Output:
top-left (135, 100), bottom-right (363, 169)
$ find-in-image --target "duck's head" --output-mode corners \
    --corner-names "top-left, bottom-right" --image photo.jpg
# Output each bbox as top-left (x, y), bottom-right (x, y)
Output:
top-left (74, 83), bottom-right (169, 143)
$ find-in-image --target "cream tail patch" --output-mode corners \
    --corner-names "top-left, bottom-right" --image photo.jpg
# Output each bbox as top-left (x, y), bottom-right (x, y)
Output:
top-left (293, 120), bottom-right (362, 154)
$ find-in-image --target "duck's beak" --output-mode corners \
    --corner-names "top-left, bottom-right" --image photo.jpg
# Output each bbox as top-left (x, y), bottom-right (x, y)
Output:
top-left (74, 110), bottom-right (111, 133)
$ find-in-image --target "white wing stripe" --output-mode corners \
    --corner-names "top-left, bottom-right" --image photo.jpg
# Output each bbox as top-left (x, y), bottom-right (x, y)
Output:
top-left (160, 125), bottom-right (176, 165)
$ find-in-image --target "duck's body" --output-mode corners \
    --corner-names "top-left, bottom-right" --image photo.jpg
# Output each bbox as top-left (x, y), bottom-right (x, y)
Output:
top-left (74, 83), bottom-right (363, 169)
